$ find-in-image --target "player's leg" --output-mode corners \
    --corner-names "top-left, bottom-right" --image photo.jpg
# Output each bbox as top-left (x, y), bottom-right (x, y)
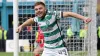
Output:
top-left (33, 46), bottom-right (44, 56)
top-left (33, 47), bottom-right (41, 56)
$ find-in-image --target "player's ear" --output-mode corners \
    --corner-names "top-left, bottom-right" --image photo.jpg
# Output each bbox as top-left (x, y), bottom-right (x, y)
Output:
top-left (45, 9), bottom-right (48, 12)
top-left (44, 8), bottom-right (47, 11)
top-left (45, 9), bottom-right (46, 12)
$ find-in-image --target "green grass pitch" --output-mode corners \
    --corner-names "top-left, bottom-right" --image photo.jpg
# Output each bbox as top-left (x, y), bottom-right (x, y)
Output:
top-left (0, 50), bottom-right (100, 56)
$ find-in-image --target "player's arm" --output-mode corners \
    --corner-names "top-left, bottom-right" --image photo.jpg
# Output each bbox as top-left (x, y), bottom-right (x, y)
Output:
top-left (20, 18), bottom-right (34, 28)
top-left (16, 18), bottom-right (35, 33)
top-left (62, 12), bottom-right (91, 23)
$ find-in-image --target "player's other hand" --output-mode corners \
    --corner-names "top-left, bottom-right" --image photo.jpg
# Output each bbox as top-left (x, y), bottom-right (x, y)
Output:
top-left (84, 18), bottom-right (92, 24)
top-left (16, 25), bottom-right (23, 33)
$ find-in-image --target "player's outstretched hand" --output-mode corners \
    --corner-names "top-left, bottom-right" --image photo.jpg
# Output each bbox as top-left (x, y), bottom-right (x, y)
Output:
top-left (16, 25), bottom-right (23, 33)
top-left (83, 18), bottom-right (92, 24)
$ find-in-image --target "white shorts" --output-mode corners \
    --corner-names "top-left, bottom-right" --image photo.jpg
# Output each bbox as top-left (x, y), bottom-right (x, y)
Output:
top-left (41, 47), bottom-right (69, 56)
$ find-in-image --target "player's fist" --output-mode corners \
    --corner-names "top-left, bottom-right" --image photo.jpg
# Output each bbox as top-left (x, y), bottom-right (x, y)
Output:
top-left (84, 18), bottom-right (92, 24)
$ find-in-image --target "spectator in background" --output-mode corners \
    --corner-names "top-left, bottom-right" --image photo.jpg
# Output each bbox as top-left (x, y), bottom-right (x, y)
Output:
top-left (79, 25), bottom-right (87, 38)
top-left (27, 26), bottom-right (35, 52)
top-left (66, 25), bottom-right (73, 38)
top-left (79, 24), bottom-right (87, 50)
top-left (0, 25), bottom-right (3, 52)
top-left (6, 27), bottom-right (13, 39)
top-left (19, 26), bottom-right (34, 52)
top-left (97, 26), bottom-right (100, 50)
top-left (7, 21), bottom-right (13, 39)
top-left (19, 27), bottom-right (27, 39)
top-left (0, 25), bottom-right (7, 52)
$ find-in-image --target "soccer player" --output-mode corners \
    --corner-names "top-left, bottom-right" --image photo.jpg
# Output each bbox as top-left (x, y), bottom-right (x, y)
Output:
top-left (34, 26), bottom-right (44, 56)
top-left (16, 2), bottom-right (91, 56)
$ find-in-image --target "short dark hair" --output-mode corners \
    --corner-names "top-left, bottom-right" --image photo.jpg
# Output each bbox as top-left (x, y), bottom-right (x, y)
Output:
top-left (34, 2), bottom-right (45, 8)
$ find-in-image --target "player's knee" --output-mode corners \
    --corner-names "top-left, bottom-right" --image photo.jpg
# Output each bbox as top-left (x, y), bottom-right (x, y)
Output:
top-left (40, 48), bottom-right (44, 52)
top-left (33, 51), bottom-right (38, 55)
top-left (33, 49), bottom-right (39, 54)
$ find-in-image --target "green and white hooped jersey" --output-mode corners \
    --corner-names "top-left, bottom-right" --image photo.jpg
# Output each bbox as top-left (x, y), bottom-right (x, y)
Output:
top-left (34, 11), bottom-right (65, 49)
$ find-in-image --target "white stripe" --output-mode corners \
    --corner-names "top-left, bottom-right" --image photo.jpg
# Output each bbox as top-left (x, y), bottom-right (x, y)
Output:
top-left (44, 40), bottom-right (63, 47)
top-left (45, 32), bottom-right (61, 41)
top-left (38, 15), bottom-right (56, 27)
top-left (48, 15), bottom-right (56, 24)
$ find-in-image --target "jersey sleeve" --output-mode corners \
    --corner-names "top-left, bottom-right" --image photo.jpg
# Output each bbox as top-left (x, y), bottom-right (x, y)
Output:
top-left (33, 17), bottom-right (38, 22)
top-left (55, 11), bottom-right (63, 19)
top-left (48, 11), bottom-right (63, 19)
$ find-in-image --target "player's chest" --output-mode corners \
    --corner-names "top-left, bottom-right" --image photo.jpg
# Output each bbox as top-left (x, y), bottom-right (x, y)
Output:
top-left (38, 19), bottom-right (56, 31)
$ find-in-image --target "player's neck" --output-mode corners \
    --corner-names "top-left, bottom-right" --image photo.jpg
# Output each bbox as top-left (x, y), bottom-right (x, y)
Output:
top-left (40, 10), bottom-right (47, 20)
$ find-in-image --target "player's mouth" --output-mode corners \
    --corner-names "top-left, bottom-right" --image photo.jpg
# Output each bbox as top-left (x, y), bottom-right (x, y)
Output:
top-left (37, 13), bottom-right (43, 17)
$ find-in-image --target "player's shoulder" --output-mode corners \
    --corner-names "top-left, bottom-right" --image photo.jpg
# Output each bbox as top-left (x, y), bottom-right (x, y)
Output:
top-left (32, 17), bottom-right (39, 22)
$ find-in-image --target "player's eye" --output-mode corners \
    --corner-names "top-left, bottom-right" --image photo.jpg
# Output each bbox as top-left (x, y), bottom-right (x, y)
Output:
top-left (34, 9), bottom-right (38, 11)
top-left (39, 7), bottom-right (42, 10)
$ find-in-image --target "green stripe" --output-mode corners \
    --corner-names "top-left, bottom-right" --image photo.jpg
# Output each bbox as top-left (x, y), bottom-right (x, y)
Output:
top-left (45, 35), bottom-right (64, 44)
top-left (45, 43), bottom-right (64, 49)
top-left (44, 28), bottom-right (60, 37)
top-left (47, 11), bottom-right (56, 15)
top-left (38, 15), bottom-right (52, 22)
top-left (40, 20), bottom-right (56, 30)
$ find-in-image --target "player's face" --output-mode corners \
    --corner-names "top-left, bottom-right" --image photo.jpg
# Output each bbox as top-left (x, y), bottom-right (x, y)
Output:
top-left (34, 5), bottom-right (46, 18)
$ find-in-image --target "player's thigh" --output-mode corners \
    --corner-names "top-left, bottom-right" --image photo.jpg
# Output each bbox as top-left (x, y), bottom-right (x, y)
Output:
top-left (39, 47), bottom-right (44, 52)
top-left (34, 47), bottom-right (41, 53)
